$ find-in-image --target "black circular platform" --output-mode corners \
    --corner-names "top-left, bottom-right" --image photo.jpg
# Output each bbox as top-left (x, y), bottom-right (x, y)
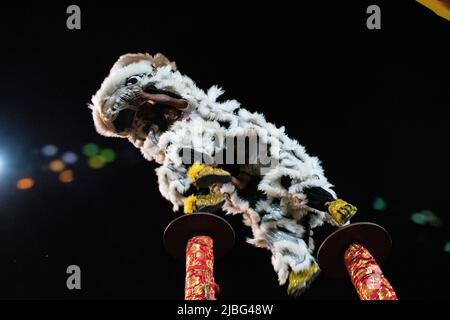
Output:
top-left (317, 222), bottom-right (392, 279)
top-left (164, 212), bottom-right (235, 260)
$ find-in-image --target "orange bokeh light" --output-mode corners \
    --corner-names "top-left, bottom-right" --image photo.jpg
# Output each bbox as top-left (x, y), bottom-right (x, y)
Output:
top-left (17, 178), bottom-right (35, 190)
top-left (59, 170), bottom-right (74, 183)
top-left (49, 160), bottom-right (65, 172)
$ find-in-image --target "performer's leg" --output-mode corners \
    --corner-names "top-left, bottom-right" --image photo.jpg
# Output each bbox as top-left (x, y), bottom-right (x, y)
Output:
top-left (269, 236), bottom-right (320, 296)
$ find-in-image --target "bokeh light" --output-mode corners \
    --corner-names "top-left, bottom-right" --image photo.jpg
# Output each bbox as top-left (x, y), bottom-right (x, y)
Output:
top-left (420, 210), bottom-right (443, 227)
top-left (49, 160), bottom-right (65, 173)
top-left (62, 152), bottom-right (78, 165)
top-left (444, 242), bottom-right (450, 253)
top-left (42, 144), bottom-right (58, 157)
top-left (373, 197), bottom-right (387, 211)
top-left (411, 212), bottom-right (428, 225)
top-left (88, 155), bottom-right (106, 169)
top-left (17, 178), bottom-right (34, 190)
top-left (100, 148), bottom-right (116, 163)
top-left (410, 210), bottom-right (442, 227)
top-left (82, 143), bottom-right (100, 157)
top-left (428, 215), bottom-right (443, 227)
top-left (421, 210), bottom-right (435, 219)
top-left (59, 170), bottom-right (74, 183)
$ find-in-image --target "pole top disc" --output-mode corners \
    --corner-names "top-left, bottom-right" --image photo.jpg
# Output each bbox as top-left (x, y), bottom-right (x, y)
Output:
top-left (317, 222), bottom-right (392, 279)
top-left (164, 212), bottom-right (235, 260)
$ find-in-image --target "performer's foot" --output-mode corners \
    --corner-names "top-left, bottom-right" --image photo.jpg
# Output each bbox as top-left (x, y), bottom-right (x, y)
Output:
top-left (325, 199), bottom-right (357, 226)
top-left (287, 262), bottom-right (320, 297)
top-left (187, 163), bottom-right (232, 188)
top-left (184, 192), bottom-right (225, 214)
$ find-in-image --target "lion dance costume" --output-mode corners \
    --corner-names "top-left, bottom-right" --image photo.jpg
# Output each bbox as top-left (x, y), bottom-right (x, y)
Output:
top-left (90, 53), bottom-right (357, 296)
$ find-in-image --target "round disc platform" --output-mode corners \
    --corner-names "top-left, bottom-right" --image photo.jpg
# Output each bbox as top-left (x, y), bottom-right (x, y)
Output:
top-left (317, 222), bottom-right (392, 279)
top-left (164, 212), bottom-right (235, 260)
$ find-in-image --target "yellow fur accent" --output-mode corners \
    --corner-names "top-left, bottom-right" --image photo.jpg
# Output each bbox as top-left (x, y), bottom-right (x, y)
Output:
top-left (195, 192), bottom-right (223, 208)
top-left (184, 195), bottom-right (197, 214)
top-left (187, 163), bottom-right (231, 185)
top-left (187, 163), bottom-right (206, 183)
top-left (288, 262), bottom-right (320, 295)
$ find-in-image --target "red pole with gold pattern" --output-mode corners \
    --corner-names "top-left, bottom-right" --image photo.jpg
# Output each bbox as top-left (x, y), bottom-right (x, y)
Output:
top-left (344, 243), bottom-right (397, 300)
top-left (317, 222), bottom-right (398, 300)
top-left (164, 212), bottom-right (235, 300)
top-left (185, 236), bottom-right (218, 300)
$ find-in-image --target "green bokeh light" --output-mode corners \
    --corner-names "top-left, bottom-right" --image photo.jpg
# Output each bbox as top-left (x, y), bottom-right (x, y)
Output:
top-left (373, 197), bottom-right (387, 211)
top-left (444, 242), bottom-right (450, 253)
top-left (83, 143), bottom-right (100, 157)
top-left (421, 210), bottom-right (436, 219)
top-left (411, 213), bottom-right (428, 225)
top-left (88, 155), bottom-right (106, 169)
top-left (410, 210), bottom-right (442, 227)
top-left (100, 148), bottom-right (116, 163)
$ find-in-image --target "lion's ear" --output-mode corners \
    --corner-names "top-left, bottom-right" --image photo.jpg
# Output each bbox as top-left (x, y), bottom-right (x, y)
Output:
top-left (153, 53), bottom-right (177, 71)
top-left (111, 53), bottom-right (154, 72)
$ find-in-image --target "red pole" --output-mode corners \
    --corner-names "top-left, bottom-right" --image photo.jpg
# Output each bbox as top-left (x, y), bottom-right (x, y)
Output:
top-left (164, 213), bottom-right (234, 300)
top-left (185, 235), bottom-right (219, 300)
top-left (317, 222), bottom-right (398, 301)
top-left (344, 243), bottom-right (397, 300)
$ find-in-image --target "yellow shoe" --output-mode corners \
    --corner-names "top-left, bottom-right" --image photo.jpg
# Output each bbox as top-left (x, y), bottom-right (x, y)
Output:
top-left (417, 0), bottom-right (450, 21)
top-left (187, 163), bottom-right (231, 188)
top-left (287, 262), bottom-right (320, 297)
top-left (326, 199), bottom-right (357, 226)
top-left (184, 192), bottom-right (225, 214)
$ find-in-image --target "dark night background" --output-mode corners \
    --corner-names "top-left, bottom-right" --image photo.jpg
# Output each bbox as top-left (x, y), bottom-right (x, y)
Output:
top-left (0, 1), bottom-right (448, 300)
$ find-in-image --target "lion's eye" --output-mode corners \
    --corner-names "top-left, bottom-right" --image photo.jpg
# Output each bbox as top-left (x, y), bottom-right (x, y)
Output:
top-left (126, 76), bottom-right (139, 86)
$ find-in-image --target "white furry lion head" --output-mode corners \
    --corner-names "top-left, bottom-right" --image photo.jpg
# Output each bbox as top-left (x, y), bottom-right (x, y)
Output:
top-left (90, 53), bottom-right (195, 149)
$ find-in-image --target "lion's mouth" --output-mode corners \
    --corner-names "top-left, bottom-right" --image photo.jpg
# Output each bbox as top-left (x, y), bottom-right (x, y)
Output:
top-left (113, 84), bottom-right (188, 139)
